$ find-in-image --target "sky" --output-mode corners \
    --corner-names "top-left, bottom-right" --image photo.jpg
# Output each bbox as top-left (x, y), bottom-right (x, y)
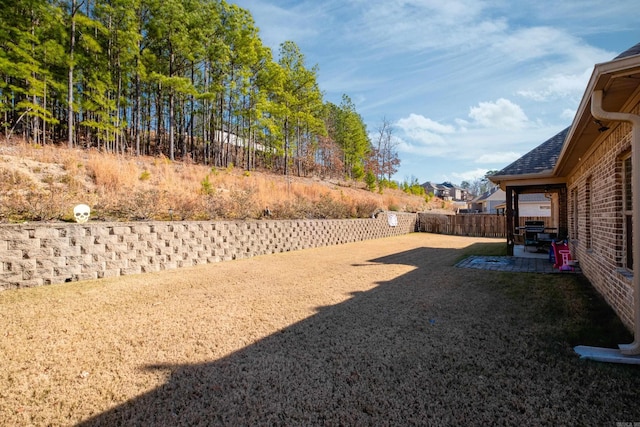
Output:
top-left (230, 0), bottom-right (639, 186)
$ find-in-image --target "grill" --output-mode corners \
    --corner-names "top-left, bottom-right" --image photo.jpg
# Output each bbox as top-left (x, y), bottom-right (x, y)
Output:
top-left (524, 220), bottom-right (545, 234)
top-left (523, 221), bottom-right (546, 248)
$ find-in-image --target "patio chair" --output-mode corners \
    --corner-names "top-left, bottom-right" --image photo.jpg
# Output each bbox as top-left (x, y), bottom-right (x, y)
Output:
top-left (513, 234), bottom-right (526, 251)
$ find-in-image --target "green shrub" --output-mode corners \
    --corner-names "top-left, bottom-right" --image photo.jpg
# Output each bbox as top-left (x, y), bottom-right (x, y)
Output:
top-left (379, 178), bottom-right (398, 190)
top-left (401, 178), bottom-right (425, 196)
top-left (351, 164), bottom-right (365, 180)
top-left (364, 171), bottom-right (377, 192)
top-left (201, 175), bottom-right (214, 195)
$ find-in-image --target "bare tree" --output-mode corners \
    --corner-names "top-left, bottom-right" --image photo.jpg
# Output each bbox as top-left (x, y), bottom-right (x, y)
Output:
top-left (469, 170), bottom-right (499, 196)
top-left (370, 117), bottom-right (400, 182)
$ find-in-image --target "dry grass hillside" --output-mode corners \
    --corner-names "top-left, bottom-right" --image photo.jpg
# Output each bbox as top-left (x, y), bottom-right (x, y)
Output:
top-left (0, 141), bottom-right (453, 223)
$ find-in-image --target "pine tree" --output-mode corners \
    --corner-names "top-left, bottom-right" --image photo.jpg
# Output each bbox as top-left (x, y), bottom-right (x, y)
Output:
top-left (275, 41), bottom-right (324, 176)
top-left (0, 0), bottom-right (63, 143)
top-left (0, 0), bottom-right (373, 184)
top-left (336, 95), bottom-right (370, 179)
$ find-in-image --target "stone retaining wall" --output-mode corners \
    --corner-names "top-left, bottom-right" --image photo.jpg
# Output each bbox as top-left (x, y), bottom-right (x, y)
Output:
top-left (0, 212), bottom-right (417, 290)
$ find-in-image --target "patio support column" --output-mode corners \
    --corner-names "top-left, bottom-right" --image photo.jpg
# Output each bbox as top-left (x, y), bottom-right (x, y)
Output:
top-left (592, 89), bottom-right (640, 355)
top-left (558, 187), bottom-right (568, 239)
top-left (506, 186), bottom-right (514, 256)
top-left (514, 191), bottom-right (520, 231)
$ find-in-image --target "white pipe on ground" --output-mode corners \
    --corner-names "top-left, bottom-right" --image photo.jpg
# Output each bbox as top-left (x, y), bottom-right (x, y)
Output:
top-left (591, 90), bottom-right (640, 355)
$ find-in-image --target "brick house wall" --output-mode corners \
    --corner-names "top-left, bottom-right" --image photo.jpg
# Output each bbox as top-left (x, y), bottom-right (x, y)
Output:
top-left (567, 109), bottom-right (638, 330)
top-left (0, 212), bottom-right (417, 291)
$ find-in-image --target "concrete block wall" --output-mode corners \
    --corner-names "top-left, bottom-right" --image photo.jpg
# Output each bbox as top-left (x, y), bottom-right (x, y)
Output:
top-left (0, 212), bottom-right (417, 290)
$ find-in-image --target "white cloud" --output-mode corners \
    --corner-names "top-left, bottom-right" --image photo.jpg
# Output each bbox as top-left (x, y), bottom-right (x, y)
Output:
top-left (396, 114), bottom-right (455, 134)
top-left (493, 27), bottom-right (572, 62)
top-left (517, 67), bottom-right (594, 102)
top-left (561, 108), bottom-right (576, 120)
top-left (354, 0), bottom-right (504, 52)
top-left (392, 107), bottom-right (575, 185)
top-left (468, 98), bottom-right (529, 130)
top-left (516, 90), bottom-right (547, 102)
top-left (476, 152), bottom-right (521, 164)
top-left (393, 114), bottom-right (456, 157)
top-left (546, 71), bottom-right (591, 96)
top-left (394, 103), bottom-right (539, 161)
top-left (449, 168), bottom-right (490, 183)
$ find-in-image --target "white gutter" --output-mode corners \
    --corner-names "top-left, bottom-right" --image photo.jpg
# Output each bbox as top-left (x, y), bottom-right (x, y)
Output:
top-left (592, 90), bottom-right (640, 355)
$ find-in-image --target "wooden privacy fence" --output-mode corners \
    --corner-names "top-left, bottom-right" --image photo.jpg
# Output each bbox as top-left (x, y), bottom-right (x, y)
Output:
top-left (417, 213), bottom-right (553, 238)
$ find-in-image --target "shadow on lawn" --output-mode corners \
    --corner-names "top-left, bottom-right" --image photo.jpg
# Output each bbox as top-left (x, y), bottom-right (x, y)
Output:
top-left (78, 246), bottom-right (637, 426)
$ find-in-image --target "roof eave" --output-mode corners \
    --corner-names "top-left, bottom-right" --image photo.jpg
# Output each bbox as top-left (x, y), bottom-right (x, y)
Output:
top-left (554, 54), bottom-right (640, 176)
top-left (489, 171), bottom-right (552, 183)
top-left (489, 171), bottom-right (564, 191)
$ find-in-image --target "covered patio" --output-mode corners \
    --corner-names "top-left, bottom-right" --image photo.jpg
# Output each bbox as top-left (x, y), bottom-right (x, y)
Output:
top-left (490, 128), bottom-right (570, 257)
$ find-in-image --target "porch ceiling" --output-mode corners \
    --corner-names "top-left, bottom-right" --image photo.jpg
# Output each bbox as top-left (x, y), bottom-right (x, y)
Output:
top-left (506, 183), bottom-right (566, 195)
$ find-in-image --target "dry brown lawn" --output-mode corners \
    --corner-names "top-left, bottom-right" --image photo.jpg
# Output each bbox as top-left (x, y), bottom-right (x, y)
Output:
top-left (1, 233), bottom-right (638, 426)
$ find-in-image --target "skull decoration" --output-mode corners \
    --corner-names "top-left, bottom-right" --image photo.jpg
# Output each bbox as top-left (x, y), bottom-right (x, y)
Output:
top-left (73, 204), bottom-right (91, 223)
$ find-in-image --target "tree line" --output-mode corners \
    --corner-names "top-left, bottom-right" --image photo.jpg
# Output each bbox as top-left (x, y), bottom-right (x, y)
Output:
top-left (0, 0), bottom-right (399, 181)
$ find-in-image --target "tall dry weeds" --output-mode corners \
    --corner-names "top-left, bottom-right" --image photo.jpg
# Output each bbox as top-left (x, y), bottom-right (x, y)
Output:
top-left (0, 141), bottom-right (446, 223)
top-left (86, 152), bottom-right (140, 192)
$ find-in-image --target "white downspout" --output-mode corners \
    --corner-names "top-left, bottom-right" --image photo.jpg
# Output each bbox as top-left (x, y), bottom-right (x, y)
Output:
top-left (592, 90), bottom-right (640, 355)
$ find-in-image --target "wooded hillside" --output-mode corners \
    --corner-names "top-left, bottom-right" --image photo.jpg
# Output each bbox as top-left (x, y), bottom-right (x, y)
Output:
top-left (0, 0), bottom-right (399, 182)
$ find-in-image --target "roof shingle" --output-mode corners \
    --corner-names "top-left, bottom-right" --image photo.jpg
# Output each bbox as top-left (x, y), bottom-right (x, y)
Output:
top-left (493, 127), bottom-right (570, 177)
top-left (614, 42), bottom-right (640, 60)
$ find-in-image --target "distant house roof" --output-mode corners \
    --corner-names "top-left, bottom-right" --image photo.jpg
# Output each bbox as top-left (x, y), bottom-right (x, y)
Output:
top-left (473, 187), bottom-right (502, 203)
top-left (441, 182), bottom-right (461, 190)
top-left (422, 181), bottom-right (465, 192)
top-left (421, 182), bottom-right (438, 193)
top-left (492, 127), bottom-right (570, 178)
